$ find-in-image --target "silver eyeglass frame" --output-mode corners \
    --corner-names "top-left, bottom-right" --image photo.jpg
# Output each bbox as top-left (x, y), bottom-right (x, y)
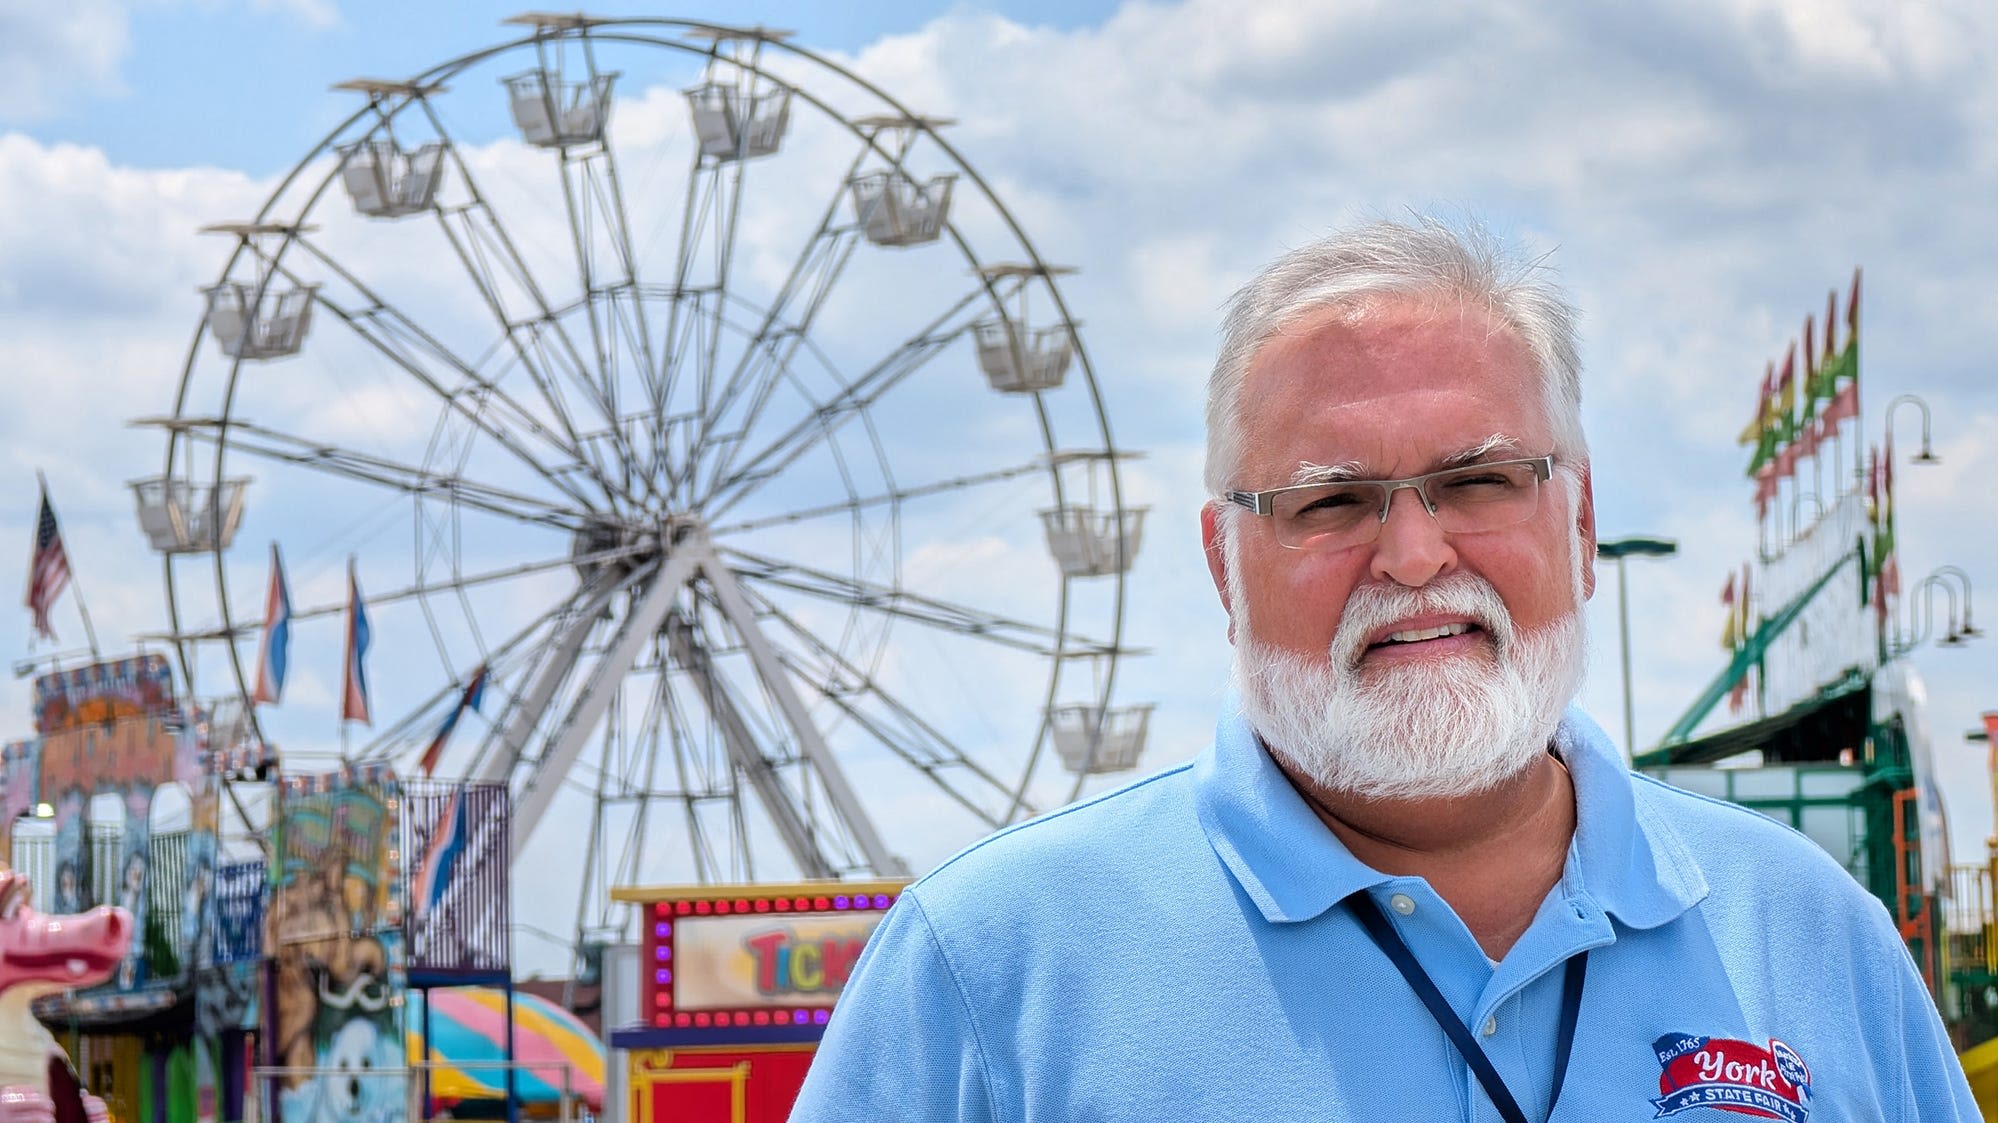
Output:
top-left (1223, 454), bottom-right (1556, 534)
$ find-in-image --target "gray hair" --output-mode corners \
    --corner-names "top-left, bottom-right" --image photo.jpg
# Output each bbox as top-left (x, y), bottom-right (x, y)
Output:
top-left (1203, 217), bottom-right (1586, 497)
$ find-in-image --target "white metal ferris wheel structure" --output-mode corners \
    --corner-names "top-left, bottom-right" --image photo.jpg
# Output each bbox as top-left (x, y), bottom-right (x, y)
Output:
top-left (136, 14), bottom-right (1150, 962)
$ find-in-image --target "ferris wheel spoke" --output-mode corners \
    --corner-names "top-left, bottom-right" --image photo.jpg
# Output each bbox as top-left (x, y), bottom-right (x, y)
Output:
top-left (721, 545), bottom-right (1117, 659)
top-left (546, 117), bottom-right (663, 486)
top-left (707, 454), bottom-right (1059, 536)
top-left (183, 417), bottom-right (588, 531)
top-left (652, 35), bottom-right (798, 497)
top-left (497, 552), bottom-right (696, 857)
top-left (282, 235), bottom-right (624, 511)
top-left (687, 148), bottom-right (878, 500)
top-left (663, 611), bottom-right (842, 878)
top-left (697, 286), bottom-right (991, 517)
top-left (404, 101), bottom-right (638, 500)
top-left (656, 671), bottom-right (762, 884)
top-left (465, 568), bottom-right (637, 786)
top-left (333, 545), bottom-right (654, 641)
top-left (685, 528), bottom-right (906, 876)
top-left (742, 582), bottom-right (1038, 826)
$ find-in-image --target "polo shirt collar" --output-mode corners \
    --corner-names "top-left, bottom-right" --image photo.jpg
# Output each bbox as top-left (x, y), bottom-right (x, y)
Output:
top-left (1551, 706), bottom-right (1707, 928)
top-left (1195, 695), bottom-right (1707, 928)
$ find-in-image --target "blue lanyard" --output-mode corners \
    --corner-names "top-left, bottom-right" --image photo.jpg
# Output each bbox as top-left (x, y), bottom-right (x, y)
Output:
top-left (1348, 892), bottom-right (1587, 1123)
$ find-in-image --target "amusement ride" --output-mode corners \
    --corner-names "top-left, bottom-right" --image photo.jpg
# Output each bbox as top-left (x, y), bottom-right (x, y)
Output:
top-left (133, 14), bottom-right (1152, 971)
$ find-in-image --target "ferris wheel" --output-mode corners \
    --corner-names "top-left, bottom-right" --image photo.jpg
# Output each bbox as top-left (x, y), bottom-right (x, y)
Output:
top-left (135, 14), bottom-right (1149, 960)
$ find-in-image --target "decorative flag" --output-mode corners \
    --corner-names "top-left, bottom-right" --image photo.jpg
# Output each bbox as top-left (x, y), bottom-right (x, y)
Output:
top-left (1720, 572), bottom-right (1738, 650)
top-left (1821, 290), bottom-right (1838, 385)
top-left (251, 543), bottom-right (293, 706)
top-left (1846, 266), bottom-right (1862, 343)
top-left (1821, 375), bottom-right (1859, 429)
top-left (418, 663), bottom-right (488, 778)
top-left (1754, 462), bottom-right (1779, 522)
top-left (1738, 364), bottom-right (1774, 448)
top-left (1728, 564), bottom-right (1753, 713)
top-left (340, 558), bottom-right (372, 725)
top-left (1798, 316), bottom-right (1822, 445)
top-left (1883, 431), bottom-right (1896, 527)
top-left (1773, 342), bottom-right (1800, 479)
top-left (1774, 342), bottom-right (1798, 432)
top-left (1740, 563), bottom-right (1752, 642)
top-left (410, 788), bottom-right (470, 924)
top-left (24, 486), bottom-right (72, 642)
top-left (1792, 414), bottom-right (1819, 463)
top-left (1802, 315), bottom-right (1818, 394)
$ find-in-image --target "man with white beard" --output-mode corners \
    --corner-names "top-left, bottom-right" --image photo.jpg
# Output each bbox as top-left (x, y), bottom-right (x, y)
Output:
top-left (790, 218), bottom-right (1977, 1121)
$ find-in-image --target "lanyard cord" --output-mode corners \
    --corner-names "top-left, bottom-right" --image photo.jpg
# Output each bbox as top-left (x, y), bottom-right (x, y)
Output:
top-left (1348, 893), bottom-right (1588, 1123)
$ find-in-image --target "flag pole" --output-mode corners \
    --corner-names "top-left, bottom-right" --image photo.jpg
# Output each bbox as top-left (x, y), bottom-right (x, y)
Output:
top-left (72, 587), bottom-right (101, 664)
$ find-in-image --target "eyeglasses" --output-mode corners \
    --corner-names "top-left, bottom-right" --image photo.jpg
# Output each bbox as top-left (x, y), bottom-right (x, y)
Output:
top-left (1225, 455), bottom-right (1555, 550)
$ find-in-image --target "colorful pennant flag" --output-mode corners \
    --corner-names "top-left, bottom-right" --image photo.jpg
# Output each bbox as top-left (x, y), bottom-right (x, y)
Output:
top-left (1846, 266), bottom-right (1862, 343)
top-left (24, 485), bottom-right (71, 642)
top-left (1774, 342), bottom-right (1797, 434)
top-left (1738, 364), bottom-right (1774, 448)
top-left (251, 543), bottom-right (292, 706)
top-left (1728, 563), bottom-right (1752, 713)
top-left (1720, 572), bottom-right (1738, 650)
top-left (418, 663), bottom-right (488, 778)
top-left (410, 788), bottom-right (470, 923)
top-left (340, 558), bottom-right (372, 725)
top-left (1754, 463), bottom-right (1778, 522)
top-left (1821, 376), bottom-right (1859, 429)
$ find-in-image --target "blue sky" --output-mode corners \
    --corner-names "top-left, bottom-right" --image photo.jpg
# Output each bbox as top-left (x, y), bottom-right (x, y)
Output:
top-left (19, 1), bottom-right (1122, 170)
top-left (5, 0), bottom-right (1998, 973)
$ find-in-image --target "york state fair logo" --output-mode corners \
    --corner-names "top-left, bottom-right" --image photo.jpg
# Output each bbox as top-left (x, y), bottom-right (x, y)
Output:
top-left (1652, 1033), bottom-right (1812, 1122)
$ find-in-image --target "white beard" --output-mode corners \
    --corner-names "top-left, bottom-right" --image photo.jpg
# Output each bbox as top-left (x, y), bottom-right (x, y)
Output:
top-left (1230, 565), bottom-right (1588, 801)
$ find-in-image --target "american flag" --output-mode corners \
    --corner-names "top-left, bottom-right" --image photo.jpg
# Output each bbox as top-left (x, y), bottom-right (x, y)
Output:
top-left (25, 488), bottom-right (70, 641)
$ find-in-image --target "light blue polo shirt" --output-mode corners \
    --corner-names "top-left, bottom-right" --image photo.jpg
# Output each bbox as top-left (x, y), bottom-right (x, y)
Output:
top-left (790, 702), bottom-right (1977, 1121)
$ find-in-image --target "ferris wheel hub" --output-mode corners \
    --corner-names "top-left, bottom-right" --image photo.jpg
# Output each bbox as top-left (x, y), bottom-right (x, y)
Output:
top-left (570, 513), bottom-right (709, 582)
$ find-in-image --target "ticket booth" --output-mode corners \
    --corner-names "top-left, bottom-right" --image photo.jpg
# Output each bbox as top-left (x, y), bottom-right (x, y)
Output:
top-left (608, 881), bottom-right (906, 1123)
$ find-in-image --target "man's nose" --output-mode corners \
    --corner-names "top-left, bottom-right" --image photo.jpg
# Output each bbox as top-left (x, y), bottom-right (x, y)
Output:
top-left (1368, 486), bottom-right (1456, 587)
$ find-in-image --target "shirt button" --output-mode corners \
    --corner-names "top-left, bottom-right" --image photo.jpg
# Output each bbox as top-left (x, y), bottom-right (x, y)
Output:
top-left (1482, 1015), bottom-right (1498, 1037)
top-left (1389, 893), bottom-right (1416, 916)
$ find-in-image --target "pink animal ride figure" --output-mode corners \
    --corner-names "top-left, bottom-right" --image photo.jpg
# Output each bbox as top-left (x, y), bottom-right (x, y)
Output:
top-left (0, 868), bottom-right (132, 1123)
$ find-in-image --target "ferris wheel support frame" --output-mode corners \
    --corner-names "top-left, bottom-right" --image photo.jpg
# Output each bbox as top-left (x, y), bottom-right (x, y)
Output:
top-left (493, 525), bottom-right (902, 877)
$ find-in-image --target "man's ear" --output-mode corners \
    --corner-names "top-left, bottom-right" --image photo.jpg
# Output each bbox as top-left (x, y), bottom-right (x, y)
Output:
top-left (1200, 502), bottom-right (1238, 644)
top-left (1576, 464), bottom-right (1598, 601)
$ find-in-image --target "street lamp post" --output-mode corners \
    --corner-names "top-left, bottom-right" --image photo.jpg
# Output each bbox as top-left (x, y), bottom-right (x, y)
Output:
top-left (1598, 535), bottom-right (1679, 758)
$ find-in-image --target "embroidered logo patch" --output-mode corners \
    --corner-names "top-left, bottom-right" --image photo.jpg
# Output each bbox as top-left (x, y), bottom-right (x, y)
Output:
top-left (1652, 1033), bottom-right (1812, 1121)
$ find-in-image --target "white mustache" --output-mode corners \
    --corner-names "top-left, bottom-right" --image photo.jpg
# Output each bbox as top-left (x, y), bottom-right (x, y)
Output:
top-left (1329, 572), bottom-right (1517, 671)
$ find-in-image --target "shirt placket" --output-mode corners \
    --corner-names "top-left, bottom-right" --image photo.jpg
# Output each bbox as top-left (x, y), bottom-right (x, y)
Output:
top-left (1467, 893), bottom-right (1617, 1123)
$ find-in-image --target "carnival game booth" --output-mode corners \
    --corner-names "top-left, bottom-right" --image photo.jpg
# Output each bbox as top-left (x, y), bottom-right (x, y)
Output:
top-left (607, 882), bottom-right (905, 1123)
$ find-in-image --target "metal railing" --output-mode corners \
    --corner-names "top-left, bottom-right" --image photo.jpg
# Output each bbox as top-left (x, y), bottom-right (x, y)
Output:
top-left (248, 1060), bottom-right (583, 1123)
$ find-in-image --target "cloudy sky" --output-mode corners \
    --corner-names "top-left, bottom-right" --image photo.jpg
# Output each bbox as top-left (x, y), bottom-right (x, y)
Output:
top-left (4, 0), bottom-right (1997, 970)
